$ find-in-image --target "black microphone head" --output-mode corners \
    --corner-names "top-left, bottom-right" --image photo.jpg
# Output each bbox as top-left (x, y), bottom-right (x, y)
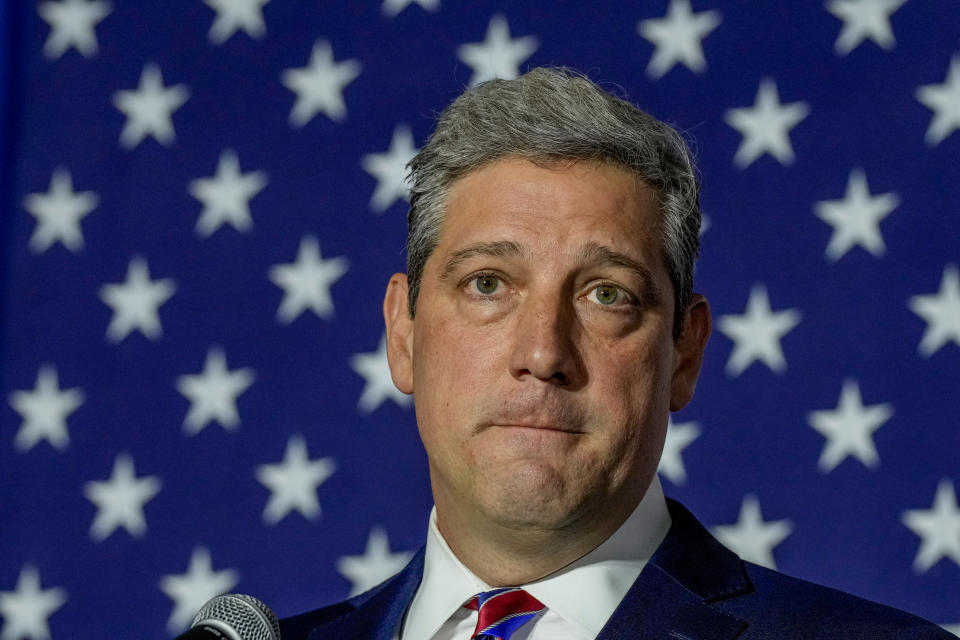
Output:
top-left (190, 593), bottom-right (280, 640)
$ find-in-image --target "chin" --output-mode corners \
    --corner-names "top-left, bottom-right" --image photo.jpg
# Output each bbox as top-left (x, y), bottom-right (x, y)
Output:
top-left (476, 463), bottom-right (589, 531)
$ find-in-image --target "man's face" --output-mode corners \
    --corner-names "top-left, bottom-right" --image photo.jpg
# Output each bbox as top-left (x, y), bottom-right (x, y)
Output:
top-left (384, 157), bottom-right (709, 540)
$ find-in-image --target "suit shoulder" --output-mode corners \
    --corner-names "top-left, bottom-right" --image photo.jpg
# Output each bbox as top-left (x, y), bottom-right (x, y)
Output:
top-left (279, 599), bottom-right (356, 640)
top-left (278, 547), bottom-right (426, 640)
top-left (723, 562), bottom-right (956, 638)
top-left (279, 578), bottom-right (397, 638)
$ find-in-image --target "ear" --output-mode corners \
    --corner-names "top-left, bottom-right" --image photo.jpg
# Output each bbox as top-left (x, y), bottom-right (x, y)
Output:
top-left (669, 294), bottom-right (711, 411)
top-left (383, 273), bottom-right (415, 394)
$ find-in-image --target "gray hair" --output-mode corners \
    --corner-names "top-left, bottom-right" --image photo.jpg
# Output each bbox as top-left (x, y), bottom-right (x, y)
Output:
top-left (406, 67), bottom-right (701, 339)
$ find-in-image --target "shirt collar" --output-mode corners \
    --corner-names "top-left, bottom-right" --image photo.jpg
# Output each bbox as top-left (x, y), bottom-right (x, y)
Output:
top-left (401, 475), bottom-right (671, 639)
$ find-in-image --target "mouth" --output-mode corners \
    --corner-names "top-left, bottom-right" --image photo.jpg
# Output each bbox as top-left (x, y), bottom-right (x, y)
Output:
top-left (483, 393), bottom-right (587, 435)
top-left (490, 423), bottom-right (583, 435)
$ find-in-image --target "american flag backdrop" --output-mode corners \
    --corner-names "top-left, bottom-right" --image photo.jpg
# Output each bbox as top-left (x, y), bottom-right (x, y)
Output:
top-left (1, 0), bottom-right (959, 637)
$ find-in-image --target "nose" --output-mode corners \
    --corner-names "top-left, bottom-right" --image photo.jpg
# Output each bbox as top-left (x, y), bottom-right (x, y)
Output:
top-left (509, 291), bottom-right (580, 387)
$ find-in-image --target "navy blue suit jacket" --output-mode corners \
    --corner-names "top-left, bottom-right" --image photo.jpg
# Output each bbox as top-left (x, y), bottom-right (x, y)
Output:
top-left (280, 500), bottom-right (955, 639)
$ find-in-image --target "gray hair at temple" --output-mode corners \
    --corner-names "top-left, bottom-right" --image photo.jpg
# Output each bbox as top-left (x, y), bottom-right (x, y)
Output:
top-left (405, 67), bottom-right (701, 339)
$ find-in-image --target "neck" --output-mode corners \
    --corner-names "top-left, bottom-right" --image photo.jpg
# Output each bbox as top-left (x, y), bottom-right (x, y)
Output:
top-left (434, 489), bottom-right (643, 587)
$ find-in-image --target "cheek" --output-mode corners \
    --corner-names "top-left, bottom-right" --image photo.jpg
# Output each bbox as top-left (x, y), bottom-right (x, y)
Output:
top-left (592, 341), bottom-right (672, 440)
top-left (417, 314), bottom-right (507, 385)
top-left (412, 318), bottom-right (504, 446)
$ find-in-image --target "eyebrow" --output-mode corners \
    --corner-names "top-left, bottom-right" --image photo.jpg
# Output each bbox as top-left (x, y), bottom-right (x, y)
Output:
top-left (439, 240), bottom-right (661, 300)
top-left (438, 240), bottom-right (528, 281)
top-left (575, 243), bottom-right (661, 302)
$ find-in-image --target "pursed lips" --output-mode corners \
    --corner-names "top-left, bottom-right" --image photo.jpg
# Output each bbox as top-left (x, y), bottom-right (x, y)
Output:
top-left (482, 394), bottom-right (587, 435)
top-left (489, 422), bottom-right (584, 434)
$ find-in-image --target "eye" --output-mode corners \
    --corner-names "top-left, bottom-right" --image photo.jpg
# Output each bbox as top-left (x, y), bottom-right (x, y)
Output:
top-left (586, 283), bottom-right (634, 307)
top-left (474, 274), bottom-right (500, 295)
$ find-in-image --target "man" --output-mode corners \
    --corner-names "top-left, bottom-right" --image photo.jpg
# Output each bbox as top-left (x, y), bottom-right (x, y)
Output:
top-left (280, 68), bottom-right (954, 639)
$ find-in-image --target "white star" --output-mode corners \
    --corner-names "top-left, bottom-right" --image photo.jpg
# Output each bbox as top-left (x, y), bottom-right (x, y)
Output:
top-left (382, 0), bottom-right (439, 17)
top-left (902, 479), bottom-right (960, 573)
top-left (725, 78), bottom-right (810, 168)
top-left (717, 284), bottom-right (801, 377)
top-left (256, 434), bottom-right (336, 525)
top-left (909, 264), bottom-right (960, 357)
top-left (350, 334), bottom-right (413, 413)
top-left (362, 124), bottom-right (418, 213)
top-left (282, 40), bottom-right (361, 126)
top-left (37, 0), bottom-right (111, 60)
top-left (813, 168), bottom-right (899, 261)
top-left (176, 347), bottom-right (255, 435)
top-left (807, 380), bottom-right (893, 473)
top-left (84, 453), bottom-right (162, 541)
top-left (112, 63), bottom-right (190, 150)
top-left (159, 546), bottom-right (239, 634)
top-left (7, 365), bottom-right (84, 453)
top-left (269, 236), bottom-right (348, 323)
top-left (337, 527), bottom-right (414, 597)
top-left (203, 0), bottom-right (269, 44)
top-left (637, 0), bottom-right (722, 79)
top-left (658, 417), bottom-right (701, 485)
top-left (712, 495), bottom-right (793, 570)
top-left (22, 167), bottom-right (99, 254)
top-left (99, 256), bottom-right (176, 343)
top-left (188, 150), bottom-right (268, 238)
top-left (457, 14), bottom-right (538, 87)
top-left (0, 565), bottom-right (67, 640)
top-left (826, 0), bottom-right (907, 56)
top-left (916, 55), bottom-right (960, 146)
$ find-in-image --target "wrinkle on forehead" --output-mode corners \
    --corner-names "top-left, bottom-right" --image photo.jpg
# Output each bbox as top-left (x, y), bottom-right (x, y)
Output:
top-left (446, 157), bottom-right (659, 230)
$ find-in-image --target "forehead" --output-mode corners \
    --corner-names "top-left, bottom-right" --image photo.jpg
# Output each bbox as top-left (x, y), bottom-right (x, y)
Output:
top-left (435, 156), bottom-right (664, 265)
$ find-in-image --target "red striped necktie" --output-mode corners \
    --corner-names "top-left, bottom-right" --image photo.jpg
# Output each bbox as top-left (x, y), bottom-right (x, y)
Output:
top-left (465, 588), bottom-right (545, 640)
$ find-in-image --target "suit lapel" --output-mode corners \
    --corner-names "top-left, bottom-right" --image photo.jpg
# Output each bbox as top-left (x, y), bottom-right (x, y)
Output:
top-left (306, 548), bottom-right (425, 640)
top-left (597, 499), bottom-right (751, 640)
top-left (597, 564), bottom-right (747, 640)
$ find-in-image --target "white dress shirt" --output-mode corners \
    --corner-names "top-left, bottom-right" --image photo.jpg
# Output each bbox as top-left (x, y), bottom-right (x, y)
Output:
top-left (396, 476), bottom-right (671, 640)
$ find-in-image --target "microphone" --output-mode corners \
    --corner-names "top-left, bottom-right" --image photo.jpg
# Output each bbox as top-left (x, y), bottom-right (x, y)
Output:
top-left (174, 593), bottom-right (281, 640)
